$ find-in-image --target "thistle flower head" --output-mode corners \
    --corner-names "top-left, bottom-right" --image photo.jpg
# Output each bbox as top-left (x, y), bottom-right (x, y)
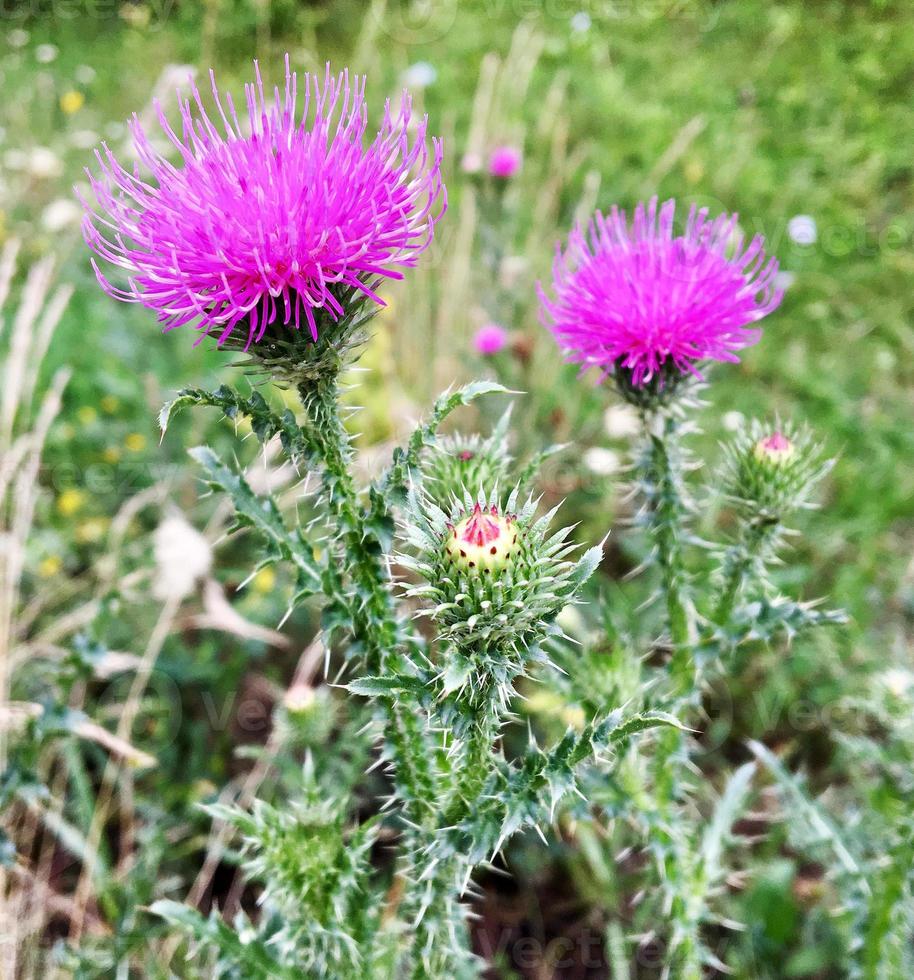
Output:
top-left (79, 57), bottom-right (446, 352)
top-left (538, 197), bottom-right (783, 398)
top-left (488, 145), bottom-right (522, 178)
top-left (722, 420), bottom-right (832, 518)
top-left (400, 486), bottom-right (601, 656)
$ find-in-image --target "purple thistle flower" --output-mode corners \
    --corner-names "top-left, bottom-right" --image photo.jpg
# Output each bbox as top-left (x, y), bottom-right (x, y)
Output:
top-left (79, 58), bottom-right (446, 348)
top-left (488, 145), bottom-right (522, 179)
top-left (473, 322), bottom-right (508, 355)
top-left (538, 197), bottom-right (783, 387)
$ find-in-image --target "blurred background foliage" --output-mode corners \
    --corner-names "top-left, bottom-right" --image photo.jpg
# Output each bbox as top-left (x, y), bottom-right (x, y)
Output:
top-left (1, 0), bottom-right (913, 976)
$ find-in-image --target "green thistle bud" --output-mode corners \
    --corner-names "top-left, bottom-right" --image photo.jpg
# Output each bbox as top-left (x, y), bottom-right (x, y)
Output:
top-left (220, 284), bottom-right (376, 387)
top-left (722, 420), bottom-right (831, 519)
top-left (420, 407), bottom-right (514, 507)
top-left (400, 487), bottom-right (602, 657)
top-left (612, 358), bottom-right (695, 409)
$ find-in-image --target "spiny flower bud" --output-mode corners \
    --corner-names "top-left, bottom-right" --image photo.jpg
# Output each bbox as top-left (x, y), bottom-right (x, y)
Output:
top-left (722, 420), bottom-right (831, 519)
top-left (400, 487), bottom-right (601, 657)
top-left (420, 409), bottom-right (514, 508)
top-left (445, 504), bottom-right (517, 573)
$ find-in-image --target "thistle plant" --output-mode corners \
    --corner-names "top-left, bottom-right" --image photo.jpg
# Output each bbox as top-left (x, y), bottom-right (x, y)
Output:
top-left (77, 58), bottom-right (679, 978)
top-left (540, 197), bottom-right (846, 976)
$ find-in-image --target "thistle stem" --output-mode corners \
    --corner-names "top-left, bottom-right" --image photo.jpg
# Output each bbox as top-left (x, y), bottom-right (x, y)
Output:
top-left (445, 708), bottom-right (497, 827)
top-left (639, 412), bottom-right (697, 695)
top-left (296, 378), bottom-right (437, 824)
top-left (713, 517), bottom-right (778, 626)
top-left (298, 377), bottom-right (396, 673)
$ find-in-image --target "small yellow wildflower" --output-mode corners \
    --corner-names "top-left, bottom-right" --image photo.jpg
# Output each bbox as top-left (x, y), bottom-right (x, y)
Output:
top-left (100, 395), bottom-right (119, 413)
top-left (684, 159), bottom-right (705, 185)
top-left (77, 405), bottom-right (97, 425)
top-left (38, 555), bottom-right (62, 577)
top-left (103, 446), bottom-right (122, 464)
top-left (229, 415), bottom-right (252, 434)
top-left (252, 566), bottom-right (276, 593)
top-left (377, 294), bottom-right (395, 319)
top-left (57, 488), bottom-right (85, 517)
top-left (125, 432), bottom-right (147, 453)
top-left (76, 518), bottom-right (108, 544)
top-left (561, 705), bottom-right (586, 731)
top-left (60, 90), bottom-right (85, 114)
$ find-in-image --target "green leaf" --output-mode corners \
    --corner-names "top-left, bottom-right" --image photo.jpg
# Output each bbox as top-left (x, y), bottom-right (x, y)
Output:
top-left (161, 386), bottom-right (315, 463)
top-left (600, 709), bottom-right (687, 748)
top-left (344, 674), bottom-right (424, 698)
top-left (189, 446), bottom-right (322, 596)
top-left (150, 900), bottom-right (287, 978)
top-left (700, 762), bottom-right (756, 878)
top-left (749, 740), bottom-right (861, 878)
top-left (570, 542), bottom-right (604, 589)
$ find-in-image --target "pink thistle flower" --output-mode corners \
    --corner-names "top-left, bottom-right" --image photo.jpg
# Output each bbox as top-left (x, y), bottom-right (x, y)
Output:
top-left (538, 197), bottom-right (783, 387)
top-left (79, 58), bottom-right (446, 348)
top-left (488, 145), bottom-right (522, 179)
top-left (473, 322), bottom-right (508, 356)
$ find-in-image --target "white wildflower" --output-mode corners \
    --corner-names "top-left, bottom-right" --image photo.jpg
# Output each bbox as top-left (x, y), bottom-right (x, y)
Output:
top-left (153, 514), bottom-right (212, 600)
top-left (584, 446), bottom-right (621, 476)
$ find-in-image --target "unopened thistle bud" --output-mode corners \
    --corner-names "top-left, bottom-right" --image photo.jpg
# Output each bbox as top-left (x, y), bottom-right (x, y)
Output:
top-left (420, 410), bottom-right (514, 508)
top-left (400, 488), bottom-right (601, 656)
top-left (722, 420), bottom-right (831, 518)
top-left (445, 504), bottom-right (517, 573)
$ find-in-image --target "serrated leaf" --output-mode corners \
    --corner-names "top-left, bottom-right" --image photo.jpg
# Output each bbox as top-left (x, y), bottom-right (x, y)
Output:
top-left (162, 386), bottom-right (315, 463)
top-left (700, 761), bottom-right (756, 875)
top-left (189, 446), bottom-right (322, 595)
top-left (571, 543), bottom-right (604, 589)
top-left (604, 709), bottom-right (686, 743)
top-left (345, 675), bottom-right (423, 698)
top-left (373, 380), bottom-right (511, 504)
top-left (150, 900), bottom-right (287, 978)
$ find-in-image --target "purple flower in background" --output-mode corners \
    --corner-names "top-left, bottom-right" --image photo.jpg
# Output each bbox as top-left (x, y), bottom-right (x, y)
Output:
top-left (539, 197), bottom-right (783, 387)
top-left (473, 322), bottom-right (508, 355)
top-left (488, 145), bottom-right (522, 179)
top-left (79, 58), bottom-right (446, 348)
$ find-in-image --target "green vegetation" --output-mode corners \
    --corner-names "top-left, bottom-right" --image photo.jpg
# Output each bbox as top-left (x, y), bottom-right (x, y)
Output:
top-left (1, 1), bottom-right (912, 976)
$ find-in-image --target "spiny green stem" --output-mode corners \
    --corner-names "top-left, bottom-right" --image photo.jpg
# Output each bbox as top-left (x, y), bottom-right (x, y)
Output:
top-left (639, 414), bottom-right (696, 694)
top-left (635, 410), bottom-right (708, 967)
top-left (297, 379), bottom-right (437, 825)
top-left (299, 379), bottom-right (393, 668)
top-left (445, 710), bottom-right (498, 828)
top-left (714, 517), bottom-right (779, 626)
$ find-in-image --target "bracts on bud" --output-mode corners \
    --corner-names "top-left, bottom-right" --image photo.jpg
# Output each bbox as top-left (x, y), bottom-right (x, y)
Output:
top-left (714, 419), bottom-right (834, 625)
top-left (721, 420), bottom-right (832, 521)
top-left (400, 486), bottom-right (602, 681)
top-left (419, 407), bottom-right (514, 508)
